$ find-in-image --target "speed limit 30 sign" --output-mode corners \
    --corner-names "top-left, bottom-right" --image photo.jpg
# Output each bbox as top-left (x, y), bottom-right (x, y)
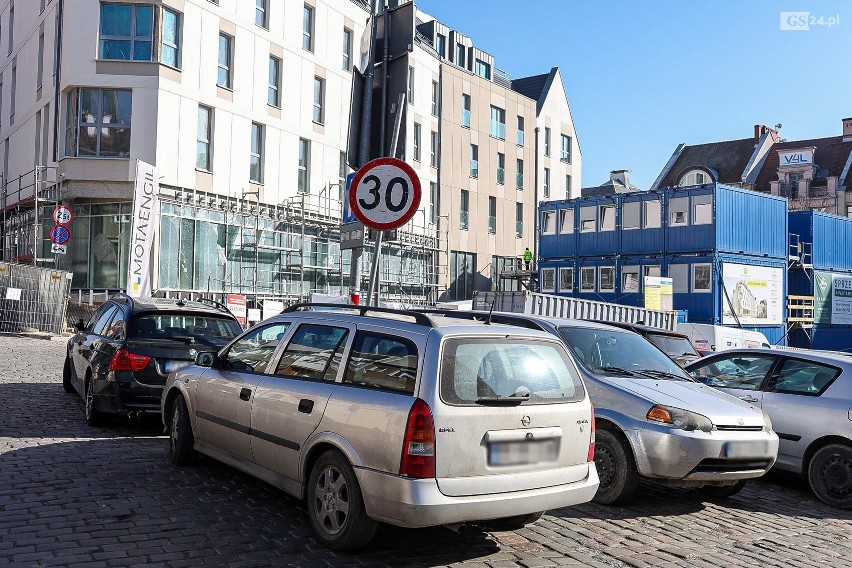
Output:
top-left (349, 157), bottom-right (421, 231)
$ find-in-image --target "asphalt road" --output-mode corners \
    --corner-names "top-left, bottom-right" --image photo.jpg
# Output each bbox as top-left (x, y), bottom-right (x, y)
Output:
top-left (1, 334), bottom-right (851, 567)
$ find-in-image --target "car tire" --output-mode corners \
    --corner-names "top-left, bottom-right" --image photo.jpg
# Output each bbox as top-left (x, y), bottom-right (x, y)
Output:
top-left (62, 356), bottom-right (75, 393)
top-left (488, 511), bottom-right (545, 530)
top-left (592, 429), bottom-right (639, 505)
top-left (84, 377), bottom-right (103, 427)
top-left (307, 449), bottom-right (378, 550)
top-left (169, 396), bottom-right (196, 466)
top-left (700, 480), bottom-right (747, 499)
top-left (808, 444), bottom-right (852, 509)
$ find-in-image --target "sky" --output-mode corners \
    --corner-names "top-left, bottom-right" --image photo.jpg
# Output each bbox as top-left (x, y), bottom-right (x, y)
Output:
top-left (415, 0), bottom-right (852, 190)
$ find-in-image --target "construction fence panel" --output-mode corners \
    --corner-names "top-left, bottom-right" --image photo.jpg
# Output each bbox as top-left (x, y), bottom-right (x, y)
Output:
top-left (0, 262), bottom-right (73, 335)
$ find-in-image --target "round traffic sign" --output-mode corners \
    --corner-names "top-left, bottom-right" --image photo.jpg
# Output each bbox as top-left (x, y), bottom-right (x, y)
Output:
top-left (53, 205), bottom-right (73, 225)
top-left (349, 157), bottom-right (421, 231)
top-left (50, 225), bottom-right (71, 245)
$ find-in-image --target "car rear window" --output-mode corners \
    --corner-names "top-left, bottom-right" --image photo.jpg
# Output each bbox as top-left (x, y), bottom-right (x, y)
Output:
top-left (130, 312), bottom-right (242, 347)
top-left (440, 338), bottom-right (585, 405)
top-left (646, 334), bottom-right (698, 358)
top-left (343, 332), bottom-right (418, 394)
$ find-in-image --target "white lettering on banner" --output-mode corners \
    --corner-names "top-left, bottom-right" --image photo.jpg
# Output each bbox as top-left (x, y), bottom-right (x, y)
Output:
top-left (126, 161), bottom-right (160, 298)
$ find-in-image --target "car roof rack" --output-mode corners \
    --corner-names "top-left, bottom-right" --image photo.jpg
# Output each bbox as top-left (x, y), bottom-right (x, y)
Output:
top-left (110, 292), bottom-right (135, 308)
top-left (414, 308), bottom-right (547, 332)
top-left (282, 302), bottom-right (436, 328)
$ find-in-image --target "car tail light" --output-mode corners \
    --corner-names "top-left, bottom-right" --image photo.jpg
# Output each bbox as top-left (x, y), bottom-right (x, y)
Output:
top-left (587, 403), bottom-right (596, 463)
top-left (109, 349), bottom-right (151, 373)
top-left (400, 398), bottom-right (435, 478)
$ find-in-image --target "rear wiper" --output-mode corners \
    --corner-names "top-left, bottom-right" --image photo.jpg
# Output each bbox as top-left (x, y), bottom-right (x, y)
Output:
top-left (595, 366), bottom-right (637, 376)
top-left (634, 369), bottom-right (694, 382)
top-left (475, 393), bottom-right (530, 406)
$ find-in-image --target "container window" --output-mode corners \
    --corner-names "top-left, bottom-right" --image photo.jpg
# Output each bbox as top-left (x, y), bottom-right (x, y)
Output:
top-left (541, 268), bottom-right (556, 292)
top-left (599, 267), bottom-right (615, 292)
top-left (580, 206), bottom-right (596, 232)
top-left (644, 265), bottom-right (661, 278)
top-left (559, 209), bottom-right (573, 233)
top-left (599, 205), bottom-right (616, 231)
top-left (541, 211), bottom-right (556, 235)
top-left (581, 267), bottom-right (595, 291)
top-left (693, 263), bottom-right (712, 292)
top-left (693, 195), bottom-right (713, 225)
top-left (559, 267), bottom-right (573, 292)
top-left (644, 200), bottom-right (661, 228)
top-left (623, 201), bottom-right (640, 230)
top-left (669, 264), bottom-right (688, 293)
top-left (622, 265), bottom-right (639, 292)
top-left (670, 197), bottom-right (689, 226)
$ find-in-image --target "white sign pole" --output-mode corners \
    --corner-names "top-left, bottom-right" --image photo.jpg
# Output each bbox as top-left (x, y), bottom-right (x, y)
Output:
top-left (126, 160), bottom-right (160, 297)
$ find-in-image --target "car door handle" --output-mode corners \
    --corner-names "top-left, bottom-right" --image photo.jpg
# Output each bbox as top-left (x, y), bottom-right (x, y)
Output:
top-left (740, 396), bottom-right (759, 403)
top-left (239, 388), bottom-right (252, 401)
top-left (298, 399), bottom-right (314, 414)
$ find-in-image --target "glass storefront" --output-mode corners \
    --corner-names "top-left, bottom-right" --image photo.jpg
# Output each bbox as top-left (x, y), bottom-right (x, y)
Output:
top-left (67, 202), bottom-right (132, 289)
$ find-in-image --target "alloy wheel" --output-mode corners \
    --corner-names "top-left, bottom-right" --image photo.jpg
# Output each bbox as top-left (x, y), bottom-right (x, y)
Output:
top-left (312, 464), bottom-right (351, 535)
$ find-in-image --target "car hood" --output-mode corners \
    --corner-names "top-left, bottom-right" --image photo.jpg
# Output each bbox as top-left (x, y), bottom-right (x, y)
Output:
top-left (596, 375), bottom-right (764, 425)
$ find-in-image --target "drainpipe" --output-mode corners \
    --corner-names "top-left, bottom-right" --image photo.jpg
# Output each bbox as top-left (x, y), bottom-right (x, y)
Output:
top-left (52, 0), bottom-right (64, 163)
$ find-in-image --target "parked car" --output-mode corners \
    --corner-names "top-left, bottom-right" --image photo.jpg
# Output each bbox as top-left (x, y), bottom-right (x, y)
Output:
top-left (686, 348), bottom-right (852, 509)
top-left (591, 320), bottom-right (701, 367)
top-left (428, 310), bottom-right (779, 504)
top-left (162, 303), bottom-right (599, 550)
top-left (64, 294), bottom-right (243, 425)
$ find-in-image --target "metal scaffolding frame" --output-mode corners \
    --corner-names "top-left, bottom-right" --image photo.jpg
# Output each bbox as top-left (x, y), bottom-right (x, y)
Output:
top-left (1, 166), bottom-right (62, 266)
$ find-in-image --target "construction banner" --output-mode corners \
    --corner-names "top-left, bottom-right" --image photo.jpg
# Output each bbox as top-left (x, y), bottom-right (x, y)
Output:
top-left (126, 160), bottom-right (160, 297)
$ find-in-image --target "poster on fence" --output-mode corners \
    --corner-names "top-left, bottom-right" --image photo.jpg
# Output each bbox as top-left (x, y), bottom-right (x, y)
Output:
top-left (814, 271), bottom-right (852, 325)
top-left (721, 263), bottom-right (783, 325)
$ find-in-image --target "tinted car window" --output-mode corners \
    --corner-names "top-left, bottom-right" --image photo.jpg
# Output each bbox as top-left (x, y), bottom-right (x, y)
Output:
top-left (440, 338), bottom-right (585, 405)
top-left (105, 309), bottom-right (127, 340)
top-left (646, 334), bottom-right (698, 358)
top-left (92, 305), bottom-right (120, 336)
top-left (343, 332), bottom-right (418, 394)
top-left (689, 355), bottom-right (776, 390)
top-left (275, 324), bottom-right (349, 381)
top-left (226, 323), bottom-right (292, 372)
top-left (131, 313), bottom-right (242, 347)
top-left (772, 358), bottom-right (840, 395)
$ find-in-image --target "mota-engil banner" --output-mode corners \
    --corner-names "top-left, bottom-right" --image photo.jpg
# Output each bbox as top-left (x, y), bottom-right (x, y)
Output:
top-left (126, 160), bottom-right (160, 298)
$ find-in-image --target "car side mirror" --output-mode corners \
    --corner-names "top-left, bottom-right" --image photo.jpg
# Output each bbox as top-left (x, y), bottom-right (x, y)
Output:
top-left (195, 352), bottom-right (217, 368)
top-left (74, 319), bottom-right (85, 332)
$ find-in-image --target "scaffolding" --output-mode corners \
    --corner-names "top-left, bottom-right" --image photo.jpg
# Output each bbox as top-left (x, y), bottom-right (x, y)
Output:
top-left (1, 166), bottom-right (62, 266)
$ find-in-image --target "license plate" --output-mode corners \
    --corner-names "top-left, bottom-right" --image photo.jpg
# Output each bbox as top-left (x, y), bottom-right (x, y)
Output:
top-left (162, 360), bottom-right (193, 374)
top-left (723, 440), bottom-right (768, 458)
top-left (488, 439), bottom-right (558, 466)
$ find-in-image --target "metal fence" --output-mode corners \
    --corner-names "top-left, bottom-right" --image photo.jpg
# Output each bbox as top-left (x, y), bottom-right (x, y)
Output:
top-left (0, 262), bottom-right (72, 335)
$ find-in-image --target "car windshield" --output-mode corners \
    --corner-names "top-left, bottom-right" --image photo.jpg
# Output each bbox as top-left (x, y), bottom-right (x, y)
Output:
top-left (557, 326), bottom-right (691, 380)
top-left (646, 334), bottom-right (699, 358)
top-left (440, 338), bottom-right (585, 405)
top-left (130, 312), bottom-right (243, 347)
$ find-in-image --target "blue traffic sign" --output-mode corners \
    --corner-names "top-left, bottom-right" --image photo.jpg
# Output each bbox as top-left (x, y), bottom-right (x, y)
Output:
top-left (342, 172), bottom-right (357, 224)
top-left (50, 225), bottom-right (71, 245)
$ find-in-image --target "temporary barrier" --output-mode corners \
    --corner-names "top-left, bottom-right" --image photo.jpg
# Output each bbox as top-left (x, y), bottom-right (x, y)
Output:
top-left (0, 262), bottom-right (72, 335)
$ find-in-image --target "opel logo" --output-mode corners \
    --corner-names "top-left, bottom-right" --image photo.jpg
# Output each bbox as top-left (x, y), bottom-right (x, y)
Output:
top-left (521, 415), bottom-right (531, 427)
top-left (738, 418), bottom-right (744, 425)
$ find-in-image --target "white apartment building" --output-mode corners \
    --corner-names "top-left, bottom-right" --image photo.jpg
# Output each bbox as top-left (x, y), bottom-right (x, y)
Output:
top-left (0, 0), bottom-right (581, 304)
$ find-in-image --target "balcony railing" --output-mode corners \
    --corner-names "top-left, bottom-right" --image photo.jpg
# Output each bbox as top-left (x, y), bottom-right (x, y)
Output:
top-left (490, 122), bottom-right (505, 140)
top-left (470, 162), bottom-right (478, 178)
top-left (496, 167), bottom-right (504, 184)
top-left (516, 173), bottom-right (523, 190)
top-left (488, 215), bottom-right (496, 234)
top-left (517, 131), bottom-right (524, 146)
top-left (516, 221), bottom-right (523, 238)
top-left (460, 210), bottom-right (469, 230)
top-left (461, 109), bottom-right (471, 127)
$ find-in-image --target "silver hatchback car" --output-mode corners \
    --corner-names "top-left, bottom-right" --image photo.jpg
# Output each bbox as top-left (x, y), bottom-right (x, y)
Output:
top-left (686, 348), bottom-right (852, 509)
top-left (162, 304), bottom-right (599, 549)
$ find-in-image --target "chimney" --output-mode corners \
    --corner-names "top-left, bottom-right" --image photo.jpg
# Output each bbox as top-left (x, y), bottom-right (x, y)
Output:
top-left (610, 170), bottom-right (630, 188)
top-left (844, 117), bottom-right (852, 141)
top-left (755, 124), bottom-right (779, 143)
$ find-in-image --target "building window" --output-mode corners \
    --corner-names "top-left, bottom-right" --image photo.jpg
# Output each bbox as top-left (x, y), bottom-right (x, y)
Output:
top-left (268, 56), bottom-right (281, 107)
top-left (559, 267), bottom-right (573, 292)
top-left (489, 105), bottom-right (505, 139)
top-left (449, 250), bottom-right (476, 301)
top-left (475, 59), bottom-right (491, 79)
top-left (670, 264), bottom-right (688, 293)
top-left (644, 200), bottom-right (661, 228)
top-left (461, 94), bottom-right (471, 127)
top-left (342, 27), bottom-right (352, 71)
top-left (599, 267), bottom-right (615, 292)
top-left (429, 182), bottom-right (437, 224)
top-left (99, 3), bottom-right (153, 61)
top-left (679, 169), bottom-right (709, 186)
top-left (622, 266), bottom-right (640, 293)
top-left (196, 105), bottom-right (212, 171)
top-left (302, 4), bottom-right (314, 52)
top-left (496, 152), bottom-right (505, 184)
top-left (580, 206), bottom-right (596, 232)
top-left (581, 267), bottom-right (595, 291)
top-left (541, 268), bottom-right (556, 292)
top-left (693, 195), bottom-right (713, 225)
top-left (162, 8), bottom-right (181, 68)
top-left (339, 150), bottom-right (347, 201)
top-left (515, 202), bottom-right (523, 238)
top-left (298, 138), bottom-right (310, 193)
top-left (250, 122), bottom-right (264, 183)
top-left (599, 205), bottom-right (615, 231)
top-left (435, 33), bottom-right (446, 57)
top-left (517, 115), bottom-right (524, 146)
top-left (431, 81), bottom-right (439, 116)
top-left (516, 159), bottom-right (523, 190)
top-left (412, 122), bottom-right (421, 162)
top-left (37, 33), bottom-right (45, 91)
top-left (566, 174), bottom-right (572, 199)
top-left (469, 144), bottom-right (478, 178)
top-left (460, 189), bottom-right (469, 230)
top-left (670, 197), bottom-right (688, 226)
top-left (560, 134), bottom-right (572, 163)
top-left (255, 0), bottom-right (268, 28)
top-left (544, 127), bottom-right (551, 156)
top-left (559, 209), bottom-right (573, 233)
top-left (543, 167), bottom-right (550, 198)
top-left (542, 211), bottom-right (556, 235)
top-left (312, 76), bottom-right (324, 124)
top-left (455, 43), bottom-right (465, 67)
top-left (622, 201), bottom-right (640, 230)
top-left (9, 67), bottom-right (15, 122)
top-left (693, 264), bottom-right (712, 292)
top-left (407, 65), bottom-right (414, 103)
top-left (488, 196), bottom-right (496, 234)
top-left (217, 33), bottom-right (233, 88)
top-left (65, 88), bottom-right (132, 158)
top-left (430, 131), bottom-right (438, 167)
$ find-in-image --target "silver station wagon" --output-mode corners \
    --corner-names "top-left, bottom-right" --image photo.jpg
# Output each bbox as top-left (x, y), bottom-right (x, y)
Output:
top-left (162, 304), bottom-right (599, 550)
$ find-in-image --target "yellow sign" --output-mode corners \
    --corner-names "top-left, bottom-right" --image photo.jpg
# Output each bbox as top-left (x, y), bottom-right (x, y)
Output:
top-left (644, 277), bottom-right (673, 311)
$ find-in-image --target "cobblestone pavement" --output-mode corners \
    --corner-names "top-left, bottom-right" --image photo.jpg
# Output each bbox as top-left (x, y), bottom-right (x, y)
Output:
top-left (1, 334), bottom-right (851, 568)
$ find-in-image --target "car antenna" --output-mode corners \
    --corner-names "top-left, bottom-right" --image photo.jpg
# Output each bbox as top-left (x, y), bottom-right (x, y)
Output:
top-left (485, 300), bottom-right (496, 325)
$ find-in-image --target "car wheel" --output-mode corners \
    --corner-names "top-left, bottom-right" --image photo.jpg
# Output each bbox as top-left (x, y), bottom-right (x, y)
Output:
top-left (62, 356), bottom-right (75, 393)
top-left (592, 429), bottom-right (639, 505)
top-left (808, 444), bottom-right (852, 509)
top-left (700, 480), bottom-right (747, 499)
top-left (307, 450), bottom-right (378, 550)
top-left (169, 396), bottom-right (196, 465)
top-left (488, 511), bottom-right (545, 530)
top-left (84, 377), bottom-right (103, 427)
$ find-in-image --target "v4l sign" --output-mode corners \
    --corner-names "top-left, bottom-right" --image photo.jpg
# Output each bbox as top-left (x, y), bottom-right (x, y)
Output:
top-left (349, 158), bottom-right (421, 231)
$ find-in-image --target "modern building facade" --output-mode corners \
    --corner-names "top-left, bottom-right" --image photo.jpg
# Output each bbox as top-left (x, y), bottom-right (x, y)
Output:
top-left (0, 0), bottom-right (581, 305)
